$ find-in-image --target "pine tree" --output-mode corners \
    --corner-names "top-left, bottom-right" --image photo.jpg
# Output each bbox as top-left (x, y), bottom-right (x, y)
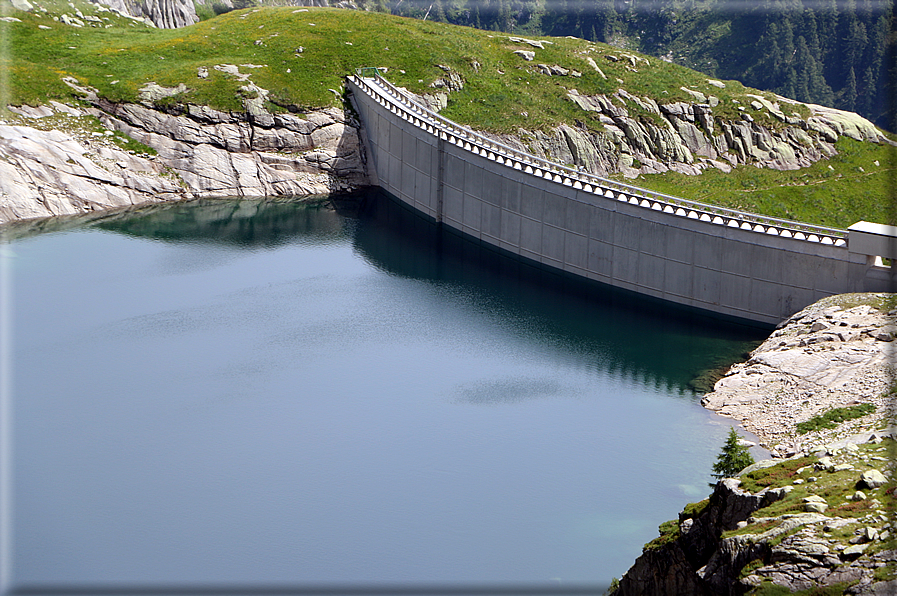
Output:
top-left (841, 7), bottom-right (868, 81)
top-left (860, 65), bottom-right (876, 115)
top-left (596, 0), bottom-right (617, 42)
top-left (710, 428), bottom-right (755, 486)
top-left (498, 0), bottom-right (511, 32)
top-left (433, 0), bottom-right (446, 23)
top-left (794, 36), bottom-right (812, 103)
top-left (744, 22), bottom-right (782, 90)
top-left (841, 66), bottom-right (857, 111)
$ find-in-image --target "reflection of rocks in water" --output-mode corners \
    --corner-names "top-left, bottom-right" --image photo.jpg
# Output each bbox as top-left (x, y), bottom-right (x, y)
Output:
top-left (456, 378), bottom-right (573, 405)
top-left (0, 203), bottom-right (137, 241)
top-left (1, 191), bottom-right (371, 244)
top-left (95, 194), bottom-right (365, 247)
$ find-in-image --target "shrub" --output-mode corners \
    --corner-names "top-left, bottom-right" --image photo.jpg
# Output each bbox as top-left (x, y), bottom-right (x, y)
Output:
top-left (795, 404), bottom-right (876, 434)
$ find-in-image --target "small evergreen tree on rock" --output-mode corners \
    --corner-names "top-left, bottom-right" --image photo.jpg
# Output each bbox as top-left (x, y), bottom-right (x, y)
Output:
top-left (710, 428), bottom-right (755, 486)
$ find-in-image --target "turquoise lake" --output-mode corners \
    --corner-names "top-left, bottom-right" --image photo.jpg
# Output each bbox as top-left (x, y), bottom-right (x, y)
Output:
top-left (4, 190), bottom-right (768, 592)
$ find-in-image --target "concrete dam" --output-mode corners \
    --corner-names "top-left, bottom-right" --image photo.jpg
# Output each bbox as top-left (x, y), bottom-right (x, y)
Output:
top-left (346, 70), bottom-right (895, 325)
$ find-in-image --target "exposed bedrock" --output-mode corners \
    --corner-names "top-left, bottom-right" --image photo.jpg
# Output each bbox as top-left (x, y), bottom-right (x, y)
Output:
top-left (0, 99), bottom-right (369, 225)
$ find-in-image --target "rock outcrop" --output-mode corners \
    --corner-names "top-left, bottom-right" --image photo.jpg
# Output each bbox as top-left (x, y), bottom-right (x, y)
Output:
top-left (93, 99), bottom-right (367, 196)
top-left (615, 479), bottom-right (794, 595)
top-left (615, 440), bottom-right (897, 596)
top-left (701, 294), bottom-right (896, 457)
top-left (0, 76), bottom-right (368, 224)
top-left (91, 0), bottom-right (198, 28)
top-left (0, 120), bottom-right (185, 222)
top-left (512, 93), bottom-right (885, 179)
top-left (613, 293), bottom-right (896, 595)
top-left (412, 59), bottom-right (891, 181)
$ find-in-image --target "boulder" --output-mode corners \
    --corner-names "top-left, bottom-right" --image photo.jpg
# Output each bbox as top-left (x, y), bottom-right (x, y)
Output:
top-left (137, 82), bottom-right (187, 106)
top-left (860, 469), bottom-right (887, 489)
top-left (680, 87), bottom-right (706, 103)
top-left (803, 496), bottom-right (828, 513)
top-left (841, 543), bottom-right (868, 558)
top-left (815, 457), bottom-right (834, 472)
top-left (675, 120), bottom-right (715, 158)
top-left (508, 36), bottom-right (544, 49)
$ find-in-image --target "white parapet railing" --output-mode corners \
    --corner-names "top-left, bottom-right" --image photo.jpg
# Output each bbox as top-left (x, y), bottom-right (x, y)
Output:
top-left (350, 69), bottom-right (850, 247)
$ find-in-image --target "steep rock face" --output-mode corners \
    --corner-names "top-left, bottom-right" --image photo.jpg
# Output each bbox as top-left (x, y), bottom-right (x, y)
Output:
top-left (91, 0), bottom-right (197, 28)
top-left (0, 123), bottom-right (185, 223)
top-left (521, 91), bottom-right (861, 178)
top-left (615, 471), bottom-right (897, 596)
top-left (94, 99), bottom-right (367, 193)
top-left (0, 98), bottom-right (368, 224)
top-left (615, 480), bottom-right (793, 596)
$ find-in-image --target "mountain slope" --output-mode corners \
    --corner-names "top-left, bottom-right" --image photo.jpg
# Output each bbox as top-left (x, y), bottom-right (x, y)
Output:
top-left (2, 1), bottom-right (894, 227)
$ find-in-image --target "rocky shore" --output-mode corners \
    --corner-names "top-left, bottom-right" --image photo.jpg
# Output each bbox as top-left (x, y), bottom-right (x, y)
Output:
top-left (613, 293), bottom-right (895, 595)
top-left (702, 293), bottom-right (895, 458)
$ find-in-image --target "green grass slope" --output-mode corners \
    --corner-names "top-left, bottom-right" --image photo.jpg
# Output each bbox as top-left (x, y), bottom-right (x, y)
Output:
top-left (2, 1), bottom-right (893, 228)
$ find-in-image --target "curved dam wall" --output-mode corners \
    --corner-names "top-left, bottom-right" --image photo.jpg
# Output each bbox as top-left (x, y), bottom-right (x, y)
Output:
top-left (347, 74), bottom-right (894, 325)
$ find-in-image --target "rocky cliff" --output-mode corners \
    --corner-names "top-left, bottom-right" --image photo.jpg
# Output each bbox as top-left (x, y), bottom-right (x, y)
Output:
top-left (615, 449), bottom-right (896, 596)
top-left (0, 72), bottom-right (368, 225)
top-left (613, 294), bottom-right (896, 595)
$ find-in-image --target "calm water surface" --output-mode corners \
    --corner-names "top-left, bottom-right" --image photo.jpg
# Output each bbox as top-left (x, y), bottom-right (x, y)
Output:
top-left (6, 191), bottom-right (767, 590)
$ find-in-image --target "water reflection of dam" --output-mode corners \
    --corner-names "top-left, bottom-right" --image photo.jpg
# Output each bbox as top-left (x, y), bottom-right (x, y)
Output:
top-left (350, 189), bottom-right (765, 395)
top-left (347, 72), bottom-right (895, 325)
top-left (92, 194), bottom-right (764, 396)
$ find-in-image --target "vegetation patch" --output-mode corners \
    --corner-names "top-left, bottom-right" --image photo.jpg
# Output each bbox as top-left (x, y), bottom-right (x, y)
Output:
top-left (740, 456), bottom-right (813, 492)
top-left (643, 519), bottom-right (680, 551)
top-left (635, 137), bottom-right (897, 229)
top-left (750, 581), bottom-right (855, 595)
top-left (796, 404), bottom-right (877, 435)
top-left (817, 293), bottom-right (897, 313)
top-left (723, 518), bottom-right (781, 539)
top-left (681, 498), bottom-right (710, 519)
top-left (873, 562), bottom-right (897, 583)
top-left (738, 558), bottom-right (765, 579)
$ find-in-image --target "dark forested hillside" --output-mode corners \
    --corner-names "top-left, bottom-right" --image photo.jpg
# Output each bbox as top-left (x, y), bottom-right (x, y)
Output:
top-left (333, 0), bottom-right (894, 131)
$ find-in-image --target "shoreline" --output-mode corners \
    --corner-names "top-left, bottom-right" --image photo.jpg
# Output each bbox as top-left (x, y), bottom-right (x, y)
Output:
top-left (0, 99), bottom-right (368, 226)
top-left (4, 104), bottom-right (894, 458)
top-left (701, 292), bottom-right (895, 457)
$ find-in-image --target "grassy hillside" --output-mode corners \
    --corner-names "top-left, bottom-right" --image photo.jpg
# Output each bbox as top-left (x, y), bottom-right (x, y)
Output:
top-left (1, 1), bottom-right (894, 228)
top-left (3, 1), bottom-right (763, 125)
top-left (635, 137), bottom-right (895, 230)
